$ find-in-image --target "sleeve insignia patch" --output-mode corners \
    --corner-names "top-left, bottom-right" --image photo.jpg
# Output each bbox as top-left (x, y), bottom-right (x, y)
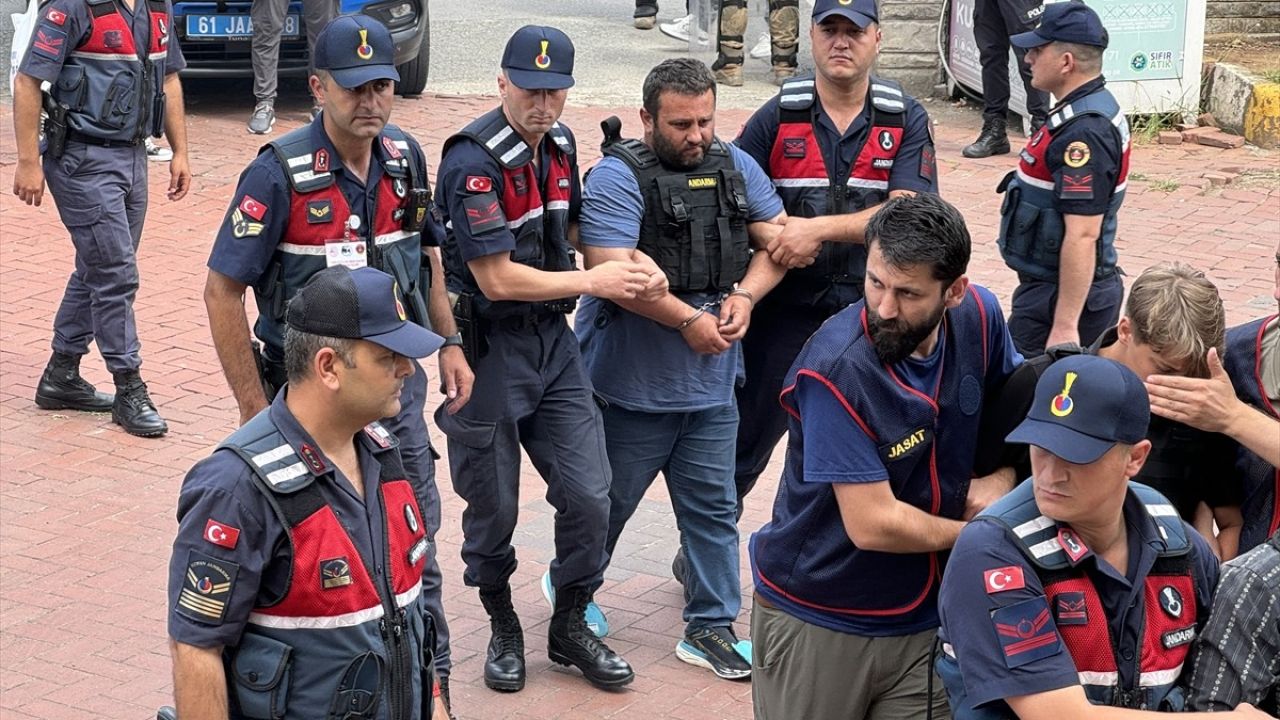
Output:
top-left (1057, 171), bottom-right (1094, 200)
top-left (32, 26), bottom-right (67, 60)
top-left (992, 596), bottom-right (1062, 668)
top-left (177, 550), bottom-right (238, 624)
top-left (230, 209), bottom-right (265, 238)
top-left (462, 192), bottom-right (506, 235)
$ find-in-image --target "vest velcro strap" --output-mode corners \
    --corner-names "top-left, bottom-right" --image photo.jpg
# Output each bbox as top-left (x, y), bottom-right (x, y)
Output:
top-left (778, 75), bottom-right (817, 111)
top-left (869, 79), bottom-right (906, 114)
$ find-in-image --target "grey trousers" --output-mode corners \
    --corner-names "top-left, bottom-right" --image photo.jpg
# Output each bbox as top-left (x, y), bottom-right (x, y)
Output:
top-left (251, 0), bottom-right (337, 102)
top-left (752, 596), bottom-right (951, 720)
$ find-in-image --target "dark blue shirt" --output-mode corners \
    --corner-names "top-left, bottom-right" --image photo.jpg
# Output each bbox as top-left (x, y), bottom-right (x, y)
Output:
top-left (206, 119), bottom-right (432, 354)
top-left (167, 393), bottom-right (399, 648)
top-left (734, 86), bottom-right (938, 196)
top-left (1041, 76), bottom-right (1124, 217)
top-left (938, 490), bottom-right (1219, 710)
top-left (19, 0), bottom-right (186, 81)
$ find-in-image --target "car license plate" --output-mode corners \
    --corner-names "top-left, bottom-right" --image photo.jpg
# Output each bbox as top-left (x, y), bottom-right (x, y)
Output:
top-left (185, 14), bottom-right (300, 39)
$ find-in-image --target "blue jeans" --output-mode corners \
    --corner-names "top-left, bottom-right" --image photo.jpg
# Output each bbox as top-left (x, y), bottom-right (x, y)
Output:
top-left (602, 401), bottom-right (742, 632)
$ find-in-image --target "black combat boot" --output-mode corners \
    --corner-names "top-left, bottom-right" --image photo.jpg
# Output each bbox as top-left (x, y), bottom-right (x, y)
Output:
top-left (111, 370), bottom-right (168, 437)
top-left (478, 585), bottom-right (525, 692)
top-left (437, 676), bottom-right (457, 720)
top-left (548, 587), bottom-right (634, 689)
top-left (35, 352), bottom-right (114, 411)
top-left (962, 116), bottom-right (1011, 158)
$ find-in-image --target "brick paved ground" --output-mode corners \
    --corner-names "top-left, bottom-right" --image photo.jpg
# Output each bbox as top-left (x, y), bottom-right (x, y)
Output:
top-left (0, 83), bottom-right (1276, 720)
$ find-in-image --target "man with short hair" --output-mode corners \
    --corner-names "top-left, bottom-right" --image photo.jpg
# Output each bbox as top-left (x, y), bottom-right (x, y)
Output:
top-left (576, 57), bottom-right (786, 680)
top-left (434, 25), bottom-right (654, 694)
top-left (750, 193), bottom-right (1021, 719)
top-left (936, 354), bottom-right (1271, 719)
top-left (996, 1), bottom-right (1128, 355)
top-left (203, 16), bottom-right (467, 715)
top-left (975, 263), bottom-right (1244, 559)
top-left (729, 0), bottom-right (940, 524)
top-left (169, 266), bottom-right (445, 720)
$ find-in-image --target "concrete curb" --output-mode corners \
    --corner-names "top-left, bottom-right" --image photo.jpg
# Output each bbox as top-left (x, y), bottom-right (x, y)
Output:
top-left (1205, 61), bottom-right (1280, 149)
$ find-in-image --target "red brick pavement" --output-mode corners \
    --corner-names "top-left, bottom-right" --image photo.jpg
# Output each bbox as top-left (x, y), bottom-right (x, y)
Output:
top-left (0, 90), bottom-right (1276, 720)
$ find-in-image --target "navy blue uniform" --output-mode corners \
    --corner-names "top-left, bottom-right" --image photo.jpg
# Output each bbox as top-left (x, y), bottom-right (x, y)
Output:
top-left (937, 487), bottom-right (1219, 716)
top-left (207, 119), bottom-right (452, 679)
top-left (434, 122), bottom-right (613, 594)
top-left (20, 0), bottom-right (184, 373)
top-left (729, 90), bottom-right (938, 513)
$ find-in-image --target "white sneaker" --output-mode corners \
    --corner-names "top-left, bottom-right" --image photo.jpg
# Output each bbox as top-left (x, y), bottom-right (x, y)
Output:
top-left (144, 138), bottom-right (173, 162)
top-left (749, 32), bottom-right (770, 59)
top-left (659, 14), bottom-right (709, 43)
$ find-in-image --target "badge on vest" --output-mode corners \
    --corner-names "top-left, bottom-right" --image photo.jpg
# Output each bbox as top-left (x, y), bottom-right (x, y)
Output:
top-left (872, 158), bottom-right (894, 170)
top-left (558, 177), bottom-right (570, 189)
top-left (1159, 586), bottom-right (1184, 619)
top-left (404, 504), bottom-right (419, 533)
top-left (103, 30), bottom-right (123, 49)
top-left (878, 129), bottom-right (896, 151)
top-left (306, 200), bottom-right (333, 224)
top-left (314, 148), bottom-right (331, 173)
top-left (1054, 591), bottom-right (1088, 625)
top-left (688, 176), bottom-right (718, 189)
top-left (321, 557), bottom-right (353, 589)
top-left (992, 596), bottom-right (1062, 668)
top-left (409, 536), bottom-right (429, 566)
top-left (511, 174), bottom-right (529, 196)
top-left (177, 550), bottom-right (239, 624)
top-left (878, 427), bottom-right (932, 464)
top-left (1162, 625), bottom-right (1195, 649)
top-left (782, 137), bottom-right (806, 159)
top-left (1058, 528), bottom-right (1090, 563)
top-left (393, 178), bottom-right (407, 198)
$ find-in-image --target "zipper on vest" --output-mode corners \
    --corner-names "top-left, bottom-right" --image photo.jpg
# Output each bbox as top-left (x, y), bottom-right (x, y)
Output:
top-left (375, 482), bottom-right (414, 720)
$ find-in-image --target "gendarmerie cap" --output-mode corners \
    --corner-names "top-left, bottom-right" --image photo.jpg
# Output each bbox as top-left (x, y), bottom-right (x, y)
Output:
top-left (286, 266), bottom-right (443, 358)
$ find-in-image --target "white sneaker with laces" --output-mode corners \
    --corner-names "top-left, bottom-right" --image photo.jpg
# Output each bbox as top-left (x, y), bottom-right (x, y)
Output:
top-left (659, 14), bottom-right (708, 43)
top-left (749, 32), bottom-right (770, 59)
top-left (144, 138), bottom-right (173, 162)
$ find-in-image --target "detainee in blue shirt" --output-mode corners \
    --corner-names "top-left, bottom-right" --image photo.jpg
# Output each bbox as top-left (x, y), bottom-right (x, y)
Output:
top-left (575, 58), bottom-right (786, 682)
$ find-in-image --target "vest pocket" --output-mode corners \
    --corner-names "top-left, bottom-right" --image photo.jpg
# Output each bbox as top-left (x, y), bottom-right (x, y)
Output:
top-left (98, 72), bottom-right (137, 130)
top-left (326, 652), bottom-right (384, 720)
top-left (231, 634), bottom-right (293, 720)
top-left (54, 66), bottom-right (87, 111)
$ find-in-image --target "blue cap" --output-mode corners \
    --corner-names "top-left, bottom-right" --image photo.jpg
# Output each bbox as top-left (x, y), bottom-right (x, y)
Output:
top-left (313, 15), bottom-right (400, 89)
top-left (287, 266), bottom-right (443, 358)
top-left (1006, 355), bottom-right (1150, 465)
top-left (1011, 1), bottom-right (1109, 49)
top-left (812, 0), bottom-right (878, 27)
top-left (501, 25), bottom-right (575, 90)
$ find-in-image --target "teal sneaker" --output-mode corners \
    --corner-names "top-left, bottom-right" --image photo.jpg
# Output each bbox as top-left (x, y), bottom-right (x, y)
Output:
top-left (540, 570), bottom-right (609, 638)
top-left (676, 626), bottom-right (752, 680)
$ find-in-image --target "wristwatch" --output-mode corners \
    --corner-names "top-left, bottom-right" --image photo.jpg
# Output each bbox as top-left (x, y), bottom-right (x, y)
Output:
top-left (441, 333), bottom-right (464, 349)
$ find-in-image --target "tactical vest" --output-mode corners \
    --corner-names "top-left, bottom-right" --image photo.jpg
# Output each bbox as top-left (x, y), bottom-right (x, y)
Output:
top-left (51, 0), bottom-right (170, 142)
top-left (1225, 315), bottom-right (1280, 552)
top-left (997, 86), bottom-right (1130, 283)
top-left (939, 481), bottom-right (1196, 718)
top-left (765, 75), bottom-right (906, 307)
top-left (601, 131), bottom-right (750, 293)
top-left (441, 107), bottom-right (578, 319)
top-left (253, 124), bottom-right (429, 356)
top-left (219, 410), bottom-right (432, 720)
top-left (753, 285), bottom-right (991, 617)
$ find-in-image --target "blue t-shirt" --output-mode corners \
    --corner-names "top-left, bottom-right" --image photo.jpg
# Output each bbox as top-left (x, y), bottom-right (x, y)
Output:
top-left (938, 491), bottom-right (1219, 711)
top-left (734, 87), bottom-right (938, 196)
top-left (575, 145), bottom-right (784, 412)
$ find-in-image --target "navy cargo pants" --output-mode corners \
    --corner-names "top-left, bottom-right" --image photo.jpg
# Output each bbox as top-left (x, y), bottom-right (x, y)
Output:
top-left (436, 314), bottom-right (611, 594)
top-left (44, 140), bottom-right (147, 372)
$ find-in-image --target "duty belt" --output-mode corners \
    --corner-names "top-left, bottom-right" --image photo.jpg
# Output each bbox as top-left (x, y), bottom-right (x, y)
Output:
top-left (67, 130), bottom-right (142, 148)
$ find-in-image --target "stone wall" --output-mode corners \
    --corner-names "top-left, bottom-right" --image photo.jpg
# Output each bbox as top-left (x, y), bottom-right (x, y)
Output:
top-left (1206, 1), bottom-right (1280, 35)
top-left (878, 0), bottom-right (945, 97)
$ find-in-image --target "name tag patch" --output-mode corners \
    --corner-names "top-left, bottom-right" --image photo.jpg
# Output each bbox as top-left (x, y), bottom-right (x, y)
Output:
top-left (1162, 626), bottom-right (1195, 649)
top-left (688, 176), bottom-right (718, 189)
top-left (878, 427), bottom-right (932, 463)
top-left (873, 158), bottom-right (894, 170)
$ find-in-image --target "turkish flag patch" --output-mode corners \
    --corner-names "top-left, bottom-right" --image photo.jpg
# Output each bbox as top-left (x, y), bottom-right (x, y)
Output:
top-left (1057, 171), bottom-right (1094, 200)
top-left (203, 519), bottom-right (241, 550)
top-left (465, 175), bottom-right (492, 193)
top-left (462, 192), bottom-right (505, 234)
top-left (46, 8), bottom-right (67, 25)
top-left (992, 596), bottom-right (1062, 668)
top-left (983, 566), bottom-right (1026, 594)
top-left (238, 194), bottom-right (267, 221)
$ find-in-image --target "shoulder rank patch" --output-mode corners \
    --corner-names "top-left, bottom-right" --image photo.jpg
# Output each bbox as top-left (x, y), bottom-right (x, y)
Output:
top-left (177, 550), bottom-right (239, 624)
top-left (31, 25), bottom-right (67, 61)
top-left (465, 175), bottom-right (492, 193)
top-left (382, 135), bottom-right (402, 159)
top-left (782, 137), bottom-right (806, 159)
top-left (230, 209), bottom-right (264, 238)
top-left (1057, 171), bottom-right (1094, 201)
top-left (878, 427), bottom-right (932, 464)
top-left (306, 199), bottom-right (333, 223)
top-left (1054, 591), bottom-right (1088, 625)
top-left (992, 596), bottom-right (1062, 668)
top-left (920, 146), bottom-right (936, 181)
top-left (984, 566), bottom-right (1025, 594)
top-left (321, 557), bottom-right (353, 589)
top-left (462, 192), bottom-right (505, 235)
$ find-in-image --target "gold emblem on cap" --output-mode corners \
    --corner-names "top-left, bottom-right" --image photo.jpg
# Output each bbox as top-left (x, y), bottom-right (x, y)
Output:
top-left (534, 39), bottom-right (551, 70)
top-left (838, 0), bottom-right (853, 5)
top-left (393, 280), bottom-right (407, 321)
top-left (356, 28), bottom-right (374, 60)
top-left (1050, 371), bottom-right (1077, 418)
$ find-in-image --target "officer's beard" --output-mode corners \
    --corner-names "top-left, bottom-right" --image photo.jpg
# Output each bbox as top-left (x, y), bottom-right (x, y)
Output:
top-left (867, 305), bottom-right (945, 366)
top-left (653, 130), bottom-right (711, 171)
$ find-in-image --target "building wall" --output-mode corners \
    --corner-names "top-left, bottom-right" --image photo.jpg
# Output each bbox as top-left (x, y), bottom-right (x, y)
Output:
top-left (878, 0), bottom-right (945, 97)
top-left (1206, 1), bottom-right (1280, 35)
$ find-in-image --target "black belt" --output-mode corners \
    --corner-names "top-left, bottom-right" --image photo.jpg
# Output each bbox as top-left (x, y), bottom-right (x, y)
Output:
top-left (1017, 268), bottom-right (1118, 285)
top-left (491, 312), bottom-right (559, 332)
top-left (67, 131), bottom-right (142, 148)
